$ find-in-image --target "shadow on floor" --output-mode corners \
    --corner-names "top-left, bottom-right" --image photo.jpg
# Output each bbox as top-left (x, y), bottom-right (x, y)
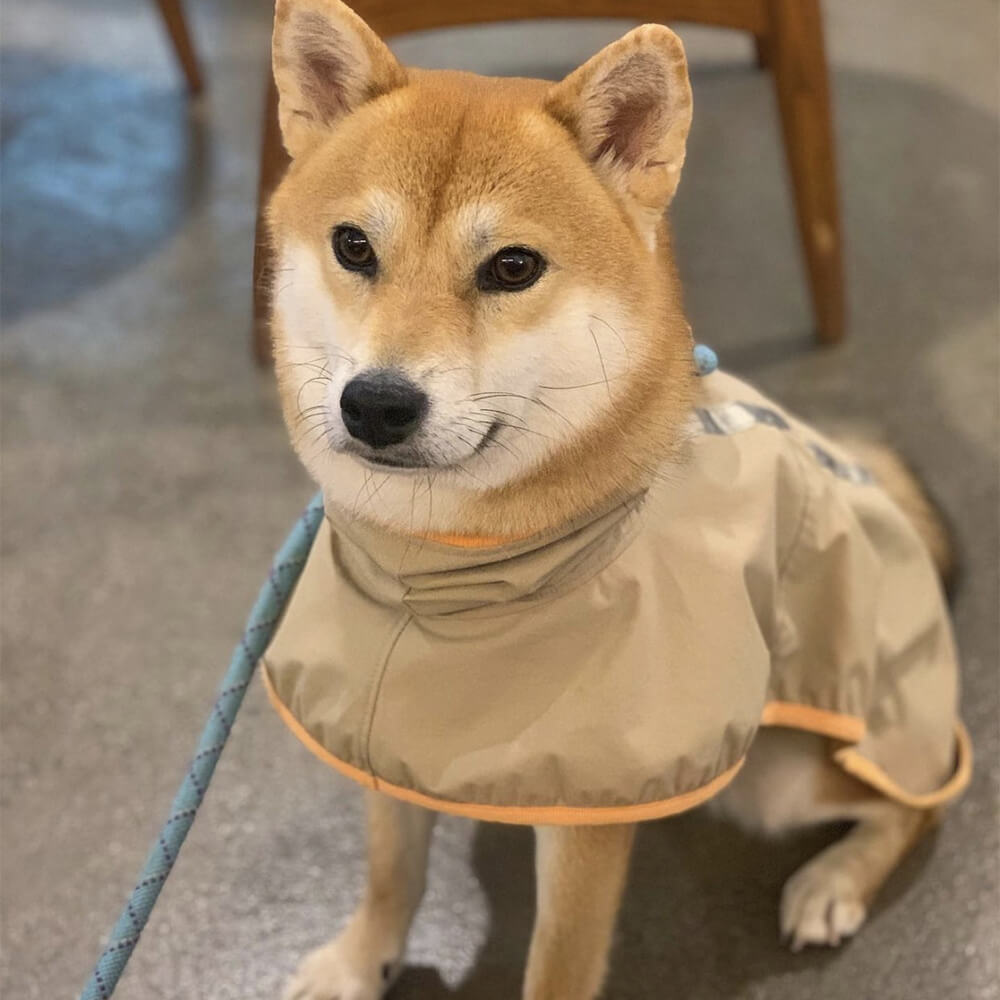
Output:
top-left (0, 52), bottom-right (209, 322)
top-left (392, 811), bottom-right (938, 999)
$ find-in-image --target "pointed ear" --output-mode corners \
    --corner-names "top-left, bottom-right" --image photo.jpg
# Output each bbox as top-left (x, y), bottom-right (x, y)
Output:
top-left (545, 25), bottom-right (692, 233)
top-left (272, 0), bottom-right (407, 159)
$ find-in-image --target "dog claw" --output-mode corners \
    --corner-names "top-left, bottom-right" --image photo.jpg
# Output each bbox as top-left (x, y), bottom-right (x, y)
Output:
top-left (780, 865), bottom-right (867, 951)
top-left (281, 934), bottom-right (400, 1000)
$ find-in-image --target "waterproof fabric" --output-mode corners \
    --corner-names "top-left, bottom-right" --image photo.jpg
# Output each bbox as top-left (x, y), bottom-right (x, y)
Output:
top-left (262, 371), bottom-right (971, 825)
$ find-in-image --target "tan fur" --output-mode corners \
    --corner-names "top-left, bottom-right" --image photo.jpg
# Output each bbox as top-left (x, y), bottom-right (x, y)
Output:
top-left (270, 4), bottom-right (953, 997)
top-left (524, 824), bottom-right (637, 999)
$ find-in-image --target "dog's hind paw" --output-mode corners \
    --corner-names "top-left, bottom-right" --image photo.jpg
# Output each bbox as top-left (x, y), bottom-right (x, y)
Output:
top-left (282, 934), bottom-right (401, 1000)
top-left (780, 864), bottom-right (867, 952)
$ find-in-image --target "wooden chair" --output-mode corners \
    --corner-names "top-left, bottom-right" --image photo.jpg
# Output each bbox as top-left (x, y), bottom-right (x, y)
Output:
top-left (252, 0), bottom-right (844, 361)
top-left (154, 0), bottom-right (203, 94)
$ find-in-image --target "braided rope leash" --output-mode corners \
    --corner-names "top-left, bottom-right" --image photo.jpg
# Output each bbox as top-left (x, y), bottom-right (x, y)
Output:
top-left (79, 494), bottom-right (325, 1000)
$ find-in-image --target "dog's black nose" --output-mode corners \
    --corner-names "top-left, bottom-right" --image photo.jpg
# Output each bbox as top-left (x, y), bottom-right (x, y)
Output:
top-left (340, 372), bottom-right (428, 449)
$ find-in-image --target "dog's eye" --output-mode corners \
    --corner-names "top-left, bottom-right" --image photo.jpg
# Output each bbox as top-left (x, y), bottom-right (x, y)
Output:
top-left (478, 247), bottom-right (545, 292)
top-left (332, 225), bottom-right (377, 275)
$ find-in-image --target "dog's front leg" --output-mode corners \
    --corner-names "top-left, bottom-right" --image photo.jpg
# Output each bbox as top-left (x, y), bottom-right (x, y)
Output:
top-left (523, 823), bottom-right (636, 1000)
top-left (283, 791), bottom-right (436, 1000)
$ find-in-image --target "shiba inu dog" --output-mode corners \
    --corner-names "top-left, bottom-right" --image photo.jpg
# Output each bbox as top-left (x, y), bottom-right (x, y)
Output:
top-left (263, 2), bottom-right (970, 997)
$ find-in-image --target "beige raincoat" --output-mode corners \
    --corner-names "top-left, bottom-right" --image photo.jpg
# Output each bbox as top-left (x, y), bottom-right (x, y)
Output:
top-left (263, 371), bottom-right (971, 825)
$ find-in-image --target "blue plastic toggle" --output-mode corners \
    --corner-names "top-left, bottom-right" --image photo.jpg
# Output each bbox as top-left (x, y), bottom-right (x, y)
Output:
top-left (693, 343), bottom-right (718, 376)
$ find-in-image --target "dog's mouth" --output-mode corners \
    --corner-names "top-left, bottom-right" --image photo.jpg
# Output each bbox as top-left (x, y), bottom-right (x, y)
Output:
top-left (351, 420), bottom-right (501, 472)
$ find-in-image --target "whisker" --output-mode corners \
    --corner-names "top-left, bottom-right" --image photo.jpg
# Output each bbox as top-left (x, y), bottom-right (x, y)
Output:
top-left (477, 407), bottom-right (529, 428)
top-left (589, 313), bottom-right (630, 359)
top-left (363, 473), bottom-right (392, 509)
top-left (588, 325), bottom-right (612, 401)
top-left (449, 461), bottom-right (489, 487)
top-left (295, 372), bottom-right (332, 414)
top-left (418, 473), bottom-right (436, 555)
top-left (423, 364), bottom-right (475, 378)
top-left (295, 403), bottom-right (328, 423)
top-left (285, 360), bottom-right (333, 378)
top-left (351, 470), bottom-right (373, 517)
top-left (468, 392), bottom-right (573, 429)
top-left (457, 419), bottom-right (522, 460)
top-left (537, 376), bottom-right (627, 391)
top-left (468, 416), bottom-right (551, 441)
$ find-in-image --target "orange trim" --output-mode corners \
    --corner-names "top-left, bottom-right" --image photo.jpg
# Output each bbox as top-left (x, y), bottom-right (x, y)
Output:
top-left (760, 700), bottom-right (867, 742)
top-left (833, 721), bottom-right (973, 809)
top-left (416, 530), bottom-right (522, 549)
top-left (373, 758), bottom-right (746, 826)
top-left (262, 665), bottom-right (745, 825)
top-left (262, 665), bottom-right (377, 791)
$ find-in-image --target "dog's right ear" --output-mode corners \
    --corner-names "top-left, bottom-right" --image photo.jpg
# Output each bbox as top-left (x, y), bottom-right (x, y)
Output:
top-left (272, 0), bottom-right (406, 159)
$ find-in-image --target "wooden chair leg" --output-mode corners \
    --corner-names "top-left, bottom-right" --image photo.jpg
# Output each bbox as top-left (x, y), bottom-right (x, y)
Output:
top-left (253, 74), bottom-right (291, 364)
top-left (154, 0), bottom-right (203, 95)
top-left (767, 0), bottom-right (845, 343)
top-left (753, 33), bottom-right (771, 69)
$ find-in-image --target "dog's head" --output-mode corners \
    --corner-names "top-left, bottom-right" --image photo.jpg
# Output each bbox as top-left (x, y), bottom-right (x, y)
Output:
top-left (269, 0), bottom-right (696, 536)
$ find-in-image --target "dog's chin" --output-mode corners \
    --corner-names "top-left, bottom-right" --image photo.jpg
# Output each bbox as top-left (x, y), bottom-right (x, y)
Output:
top-left (344, 420), bottom-right (502, 475)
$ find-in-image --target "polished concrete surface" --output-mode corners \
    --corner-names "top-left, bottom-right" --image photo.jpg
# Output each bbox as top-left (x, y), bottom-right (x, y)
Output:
top-left (2, 2), bottom-right (997, 998)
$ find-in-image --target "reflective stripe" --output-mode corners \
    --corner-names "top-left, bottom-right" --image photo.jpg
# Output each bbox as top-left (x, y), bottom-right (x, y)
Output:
top-left (692, 401), bottom-right (874, 484)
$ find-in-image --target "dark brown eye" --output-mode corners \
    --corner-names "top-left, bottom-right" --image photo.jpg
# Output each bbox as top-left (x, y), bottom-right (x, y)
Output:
top-left (478, 246), bottom-right (545, 292)
top-left (332, 225), bottom-right (377, 275)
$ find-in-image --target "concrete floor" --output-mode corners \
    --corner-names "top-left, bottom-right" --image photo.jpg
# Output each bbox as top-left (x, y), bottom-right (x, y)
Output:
top-left (2, 1), bottom-right (997, 997)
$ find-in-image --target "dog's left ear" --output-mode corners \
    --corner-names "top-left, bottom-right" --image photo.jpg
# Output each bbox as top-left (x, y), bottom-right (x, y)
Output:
top-left (545, 25), bottom-right (692, 236)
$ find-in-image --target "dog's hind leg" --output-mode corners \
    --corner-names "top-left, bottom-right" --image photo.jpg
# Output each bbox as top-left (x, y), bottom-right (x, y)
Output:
top-left (712, 728), bottom-right (939, 951)
top-left (523, 823), bottom-right (636, 1000)
top-left (283, 791), bottom-right (436, 1000)
top-left (779, 801), bottom-right (935, 951)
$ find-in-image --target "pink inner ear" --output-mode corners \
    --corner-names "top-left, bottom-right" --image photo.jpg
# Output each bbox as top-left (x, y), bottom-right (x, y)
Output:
top-left (294, 12), bottom-right (355, 123)
top-left (590, 53), bottom-right (668, 168)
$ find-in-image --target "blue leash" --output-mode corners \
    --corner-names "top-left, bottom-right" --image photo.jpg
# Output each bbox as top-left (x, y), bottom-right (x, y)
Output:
top-left (79, 493), bottom-right (325, 1000)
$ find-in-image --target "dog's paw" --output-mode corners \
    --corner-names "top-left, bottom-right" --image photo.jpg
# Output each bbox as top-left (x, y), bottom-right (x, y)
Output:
top-left (282, 934), bottom-right (402, 1000)
top-left (780, 864), bottom-right (867, 952)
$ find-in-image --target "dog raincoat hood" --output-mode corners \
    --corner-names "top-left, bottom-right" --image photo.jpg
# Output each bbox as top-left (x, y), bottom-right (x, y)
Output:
top-left (262, 372), bottom-right (970, 824)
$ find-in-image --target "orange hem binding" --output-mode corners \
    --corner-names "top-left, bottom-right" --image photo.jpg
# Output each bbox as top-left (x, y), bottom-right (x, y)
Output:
top-left (833, 721), bottom-right (973, 810)
top-left (759, 701), bottom-right (867, 742)
top-left (261, 666), bottom-right (745, 826)
top-left (760, 701), bottom-right (972, 808)
top-left (263, 669), bottom-right (972, 821)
